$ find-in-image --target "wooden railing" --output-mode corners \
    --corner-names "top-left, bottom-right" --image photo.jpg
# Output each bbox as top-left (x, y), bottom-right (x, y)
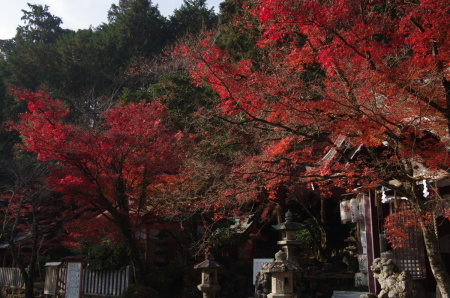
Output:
top-left (0, 267), bottom-right (25, 288)
top-left (82, 266), bottom-right (131, 297)
top-left (0, 265), bottom-right (132, 296)
top-left (45, 264), bottom-right (132, 297)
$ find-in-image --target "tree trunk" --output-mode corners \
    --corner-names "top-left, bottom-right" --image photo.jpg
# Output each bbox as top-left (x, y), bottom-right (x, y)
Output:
top-left (114, 175), bottom-right (145, 284)
top-left (421, 223), bottom-right (450, 297)
top-left (9, 246), bottom-right (33, 298)
top-left (24, 278), bottom-right (35, 298)
top-left (25, 203), bottom-right (40, 298)
top-left (116, 210), bottom-right (144, 284)
top-left (127, 234), bottom-right (145, 284)
top-left (320, 196), bottom-right (327, 251)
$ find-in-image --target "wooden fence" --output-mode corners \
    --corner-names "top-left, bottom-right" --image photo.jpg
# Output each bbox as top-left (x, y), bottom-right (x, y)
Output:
top-left (0, 267), bottom-right (25, 288)
top-left (0, 265), bottom-right (131, 297)
top-left (82, 266), bottom-right (131, 297)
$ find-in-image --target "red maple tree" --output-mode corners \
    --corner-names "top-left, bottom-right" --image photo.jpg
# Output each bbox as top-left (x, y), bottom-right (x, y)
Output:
top-left (10, 90), bottom-right (184, 282)
top-left (179, 0), bottom-right (450, 294)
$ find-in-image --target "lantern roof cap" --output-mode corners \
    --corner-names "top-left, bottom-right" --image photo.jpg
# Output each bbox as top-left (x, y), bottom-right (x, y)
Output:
top-left (272, 210), bottom-right (306, 231)
top-left (194, 252), bottom-right (223, 269)
top-left (261, 250), bottom-right (298, 272)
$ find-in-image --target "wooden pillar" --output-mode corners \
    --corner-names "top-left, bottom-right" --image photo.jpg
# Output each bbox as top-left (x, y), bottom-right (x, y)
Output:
top-left (364, 191), bottom-right (380, 294)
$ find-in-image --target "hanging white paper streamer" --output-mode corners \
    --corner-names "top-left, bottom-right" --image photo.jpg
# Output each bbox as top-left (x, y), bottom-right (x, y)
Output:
top-left (381, 187), bottom-right (388, 203)
top-left (423, 179), bottom-right (429, 198)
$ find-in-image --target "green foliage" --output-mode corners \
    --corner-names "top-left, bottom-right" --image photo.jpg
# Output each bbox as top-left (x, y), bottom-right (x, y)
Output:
top-left (210, 229), bottom-right (247, 254)
top-left (104, 0), bottom-right (170, 60)
top-left (120, 88), bottom-right (152, 104)
top-left (180, 266), bottom-right (200, 297)
top-left (150, 72), bottom-right (217, 132)
top-left (296, 218), bottom-right (322, 260)
top-left (0, 59), bottom-right (11, 122)
top-left (37, 246), bottom-right (72, 276)
top-left (119, 284), bottom-right (162, 298)
top-left (169, 0), bottom-right (218, 37)
top-left (6, 41), bottom-right (63, 91)
top-left (15, 3), bottom-right (69, 44)
top-left (0, 39), bottom-right (16, 58)
top-left (219, 260), bottom-right (253, 297)
top-left (143, 264), bottom-right (185, 297)
top-left (55, 29), bottom-right (115, 96)
top-left (215, 0), bottom-right (262, 62)
top-left (5, 4), bottom-right (72, 92)
top-left (296, 281), bottom-right (311, 298)
top-left (75, 241), bottom-right (129, 271)
top-left (1, 0), bottom-right (218, 102)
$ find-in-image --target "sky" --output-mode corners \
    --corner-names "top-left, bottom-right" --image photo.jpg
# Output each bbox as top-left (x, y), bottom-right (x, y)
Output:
top-left (0, 0), bottom-right (223, 40)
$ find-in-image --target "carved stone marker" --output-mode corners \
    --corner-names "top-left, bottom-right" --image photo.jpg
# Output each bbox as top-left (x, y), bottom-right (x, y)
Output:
top-left (65, 262), bottom-right (82, 298)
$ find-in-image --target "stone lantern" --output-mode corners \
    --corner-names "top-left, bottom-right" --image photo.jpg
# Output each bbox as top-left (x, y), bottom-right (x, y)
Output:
top-left (263, 250), bottom-right (298, 298)
top-left (154, 230), bottom-right (168, 266)
top-left (194, 252), bottom-right (223, 298)
top-left (272, 210), bottom-right (305, 266)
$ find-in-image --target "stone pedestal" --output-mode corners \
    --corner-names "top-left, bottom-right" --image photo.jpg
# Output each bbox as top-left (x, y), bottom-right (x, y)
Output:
top-left (268, 271), bottom-right (295, 298)
top-left (197, 282), bottom-right (221, 298)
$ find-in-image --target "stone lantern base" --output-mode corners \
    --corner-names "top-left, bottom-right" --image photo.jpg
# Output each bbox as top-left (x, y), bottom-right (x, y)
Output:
top-left (267, 294), bottom-right (296, 298)
top-left (197, 284), bottom-right (221, 298)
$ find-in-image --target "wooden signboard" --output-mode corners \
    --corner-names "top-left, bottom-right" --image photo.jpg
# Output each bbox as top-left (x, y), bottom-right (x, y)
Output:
top-left (65, 262), bottom-right (82, 298)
